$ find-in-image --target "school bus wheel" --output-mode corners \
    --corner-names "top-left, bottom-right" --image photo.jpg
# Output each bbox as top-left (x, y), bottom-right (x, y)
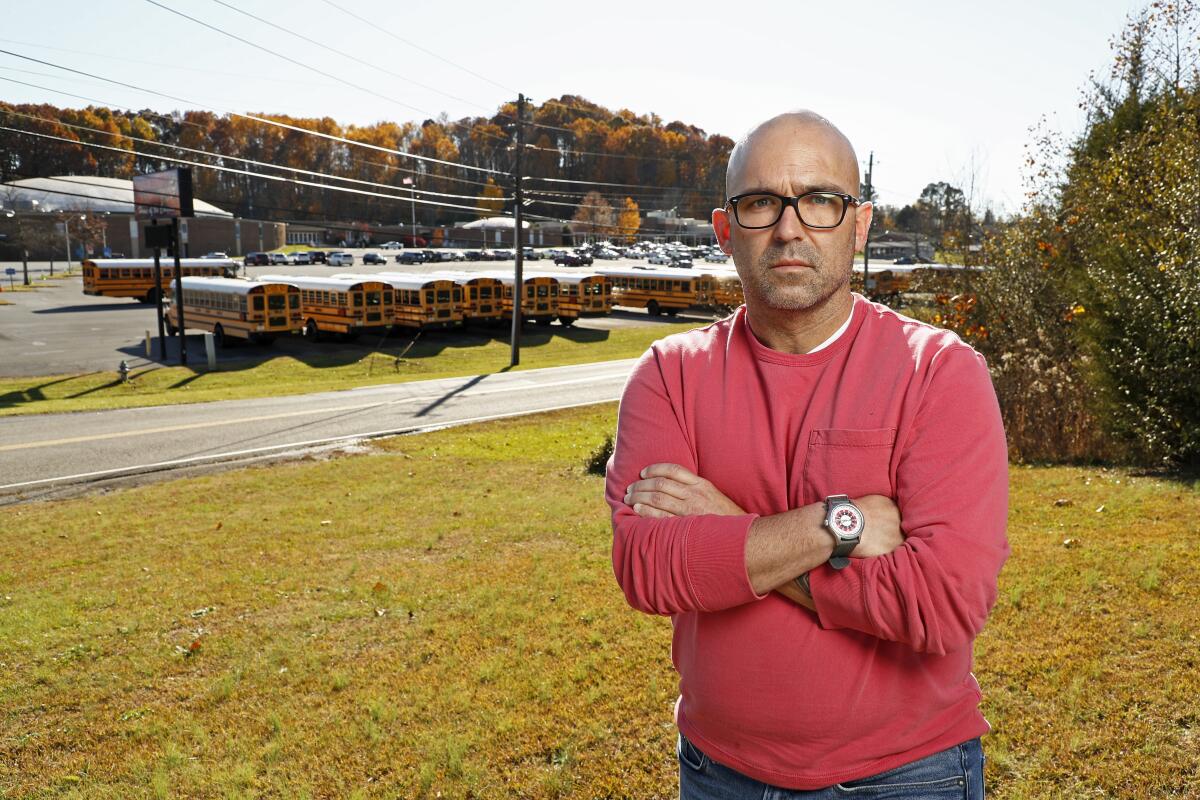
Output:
top-left (213, 324), bottom-right (228, 348)
top-left (142, 287), bottom-right (160, 305)
top-left (305, 318), bottom-right (321, 341)
top-left (647, 300), bottom-right (661, 316)
top-left (558, 316), bottom-right (576, 327)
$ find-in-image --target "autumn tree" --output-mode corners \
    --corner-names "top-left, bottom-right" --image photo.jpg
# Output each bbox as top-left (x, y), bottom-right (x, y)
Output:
top-left (617, 197), bottom-right (640, 243)
top-left (476, 177), bottom-right (505, 217)
top-left (572, 190), bottom-right (614, 240)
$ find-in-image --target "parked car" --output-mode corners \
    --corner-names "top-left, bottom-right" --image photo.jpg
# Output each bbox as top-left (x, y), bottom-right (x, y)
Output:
top-left (463, 250), bottom-right (483, 261)
top-left (379, 241), bottom-right (403, 249)
top-left (546, 249), bottom-right (568, 259)
top-left (892, 255), bottom-right (932, 265)
top-left (328, 252), bottom-right (354, 266)
top-left (449, 251), bottom-right (466, 262)
top-left (479, 249), bottom-right (498, 261)
top-left (243, 251), bottom-right (270, 266)
top-left (422, 249), bottom-right (438, 261)
top-left (291, 251), bottom-right (312, 265)
top-left (671, 255), bottom-right (694, 269)
top-left (398, 251), bottom-right (427, 264)
top-left (704, 251), bottom-right (729, 263)
top-left (492, 249), bottom-right (515, 260)
top-left (308, 250), bottom-right (328, 264)
top-left (648, 252), bottom-right (672, 265)
top-left (595, 248), bottom-right (620, 260)
top-left (201, 251), bottom-right (229, 259)
top-left (268, 252), bottom-right (289, 265)
top-left (362, 252), bottom-right (386, 265)
top-left (522, 247), bottom-right (542, 261)
top-left (554, 253), bottom-right (589, 267)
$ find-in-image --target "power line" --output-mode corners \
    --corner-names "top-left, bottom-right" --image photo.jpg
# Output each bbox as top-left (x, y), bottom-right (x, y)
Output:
top-left (204, 0), bottom-right (509, 135)
top-left (0, 106), bottom-right (512, 204)
top-left (0, 73), bottom-right (506, 191)
top-left (0, 124), bottom-right (510, 217)
top-left (145, 0), bottom-right (513, 150)
top-left (317, 0), bottom-right (518, 96)
top-left (0, 170), bottom-right (493, 231)
top-left (0, 47), bottom-right (510, 177)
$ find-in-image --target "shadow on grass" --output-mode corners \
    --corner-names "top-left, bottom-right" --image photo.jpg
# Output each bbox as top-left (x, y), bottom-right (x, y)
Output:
top-left (0, 372), bottom-right (104, 409)
top-left (1, 322), bottom-right (617, 412)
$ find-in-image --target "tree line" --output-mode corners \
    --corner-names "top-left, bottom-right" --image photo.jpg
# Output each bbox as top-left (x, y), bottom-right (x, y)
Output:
top-left (0, 96), bottom-right (733, 230)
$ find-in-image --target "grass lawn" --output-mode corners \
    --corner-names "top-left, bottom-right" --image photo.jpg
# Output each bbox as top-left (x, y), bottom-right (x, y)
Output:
top-left (0, 322), bottom-right (698, 417)
top-left (1, 405), bottom-right (1197, 798)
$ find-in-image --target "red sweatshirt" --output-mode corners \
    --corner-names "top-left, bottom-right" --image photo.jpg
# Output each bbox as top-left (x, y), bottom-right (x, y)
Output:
top-left (606, 294), bottom-right (1009, 790)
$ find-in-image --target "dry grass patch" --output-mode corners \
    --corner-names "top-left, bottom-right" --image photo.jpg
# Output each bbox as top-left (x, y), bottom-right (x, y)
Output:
top-left (0, 406), bottom-right (1197, 798)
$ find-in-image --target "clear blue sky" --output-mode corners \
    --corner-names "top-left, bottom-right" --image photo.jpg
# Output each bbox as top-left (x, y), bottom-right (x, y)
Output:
top-left (0, 0), bottom-right (1143, 215)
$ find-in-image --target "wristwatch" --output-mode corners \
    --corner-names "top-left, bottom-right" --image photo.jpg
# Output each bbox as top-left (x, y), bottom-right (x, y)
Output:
top-left (823, 494), bottom-right (864, 570)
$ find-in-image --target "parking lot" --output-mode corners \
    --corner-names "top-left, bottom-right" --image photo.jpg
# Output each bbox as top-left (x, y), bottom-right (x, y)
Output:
top-left (0, 252), bottom-right (723, 379)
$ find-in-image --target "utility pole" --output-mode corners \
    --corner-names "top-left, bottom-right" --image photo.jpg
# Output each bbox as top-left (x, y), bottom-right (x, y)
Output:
top-left (862, 151), bottom-right (873, 294)
top-left (509, 93), bottom-right (526, 368)
top-left (172, 217), bottom-right (187, 366)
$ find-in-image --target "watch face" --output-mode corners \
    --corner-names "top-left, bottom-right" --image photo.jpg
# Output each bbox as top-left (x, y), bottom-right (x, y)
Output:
top-left (831, 505), bottom-right (862, 539)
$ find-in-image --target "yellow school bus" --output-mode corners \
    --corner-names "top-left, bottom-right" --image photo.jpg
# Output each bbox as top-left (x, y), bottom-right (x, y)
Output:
top-left (164, 277), bottom-right (302, 346)
top-left (700, 266), bottom-right (745, 310)
top-left (595, 266), bottom-right (714, 316)
top-left (259, 274), bottom-right (394, 340)
top-left (475, 272), bottom-right (561, 325)
top-left (82, 258), bottom-right (236, 303)
top-left (538, 271), bottom-right (612, 326)
top-left (424, 271), bottom-right (505, 326)
top-left (367, 273), bottom-right (462, 330)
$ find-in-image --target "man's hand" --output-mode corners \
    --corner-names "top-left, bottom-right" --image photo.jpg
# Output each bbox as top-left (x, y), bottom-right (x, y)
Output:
top-left (850, 495), bottom-right (904, 558)
top-left (624, 463), bottom-right (745, 518)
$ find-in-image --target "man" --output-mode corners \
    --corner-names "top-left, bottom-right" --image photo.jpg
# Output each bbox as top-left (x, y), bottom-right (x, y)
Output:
top-left (605, 111), bottom-right (1008, 798)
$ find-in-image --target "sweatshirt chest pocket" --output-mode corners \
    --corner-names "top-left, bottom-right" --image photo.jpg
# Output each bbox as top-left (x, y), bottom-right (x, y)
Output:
top-left (801, 428), bottom-right (896, 505)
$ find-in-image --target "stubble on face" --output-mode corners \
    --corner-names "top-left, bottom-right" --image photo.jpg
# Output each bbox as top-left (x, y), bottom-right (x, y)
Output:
top-left (732, 233), bottom-right (856, 312)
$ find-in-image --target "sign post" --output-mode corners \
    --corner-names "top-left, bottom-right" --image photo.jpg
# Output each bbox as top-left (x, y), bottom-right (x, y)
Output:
top-left (134, 169), bottom-right (193, 366)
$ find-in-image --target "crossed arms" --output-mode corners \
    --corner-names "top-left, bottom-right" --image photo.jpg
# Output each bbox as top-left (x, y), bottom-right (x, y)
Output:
top-left (606, 345), bottom-right (1010, 656)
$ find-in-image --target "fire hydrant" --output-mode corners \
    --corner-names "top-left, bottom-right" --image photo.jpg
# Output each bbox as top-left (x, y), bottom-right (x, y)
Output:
top-left (119, 360), bottom-right (130, 383)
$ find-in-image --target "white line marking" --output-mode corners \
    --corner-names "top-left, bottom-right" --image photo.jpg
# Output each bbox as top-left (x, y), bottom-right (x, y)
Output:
top-left (0, 398), bottom-right (615, 491)
top-left (0, 370), bottom-right (630, 453)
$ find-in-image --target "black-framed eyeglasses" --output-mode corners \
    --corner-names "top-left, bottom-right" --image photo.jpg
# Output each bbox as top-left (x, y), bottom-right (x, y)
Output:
top-left (725, 190), bottom-right (862, 230)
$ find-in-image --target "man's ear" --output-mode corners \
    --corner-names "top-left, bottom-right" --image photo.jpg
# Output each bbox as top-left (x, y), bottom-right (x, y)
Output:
top-left (712, 208), bottom-right (733, 254)
top-left (853, 202), bottom-right (873, 252)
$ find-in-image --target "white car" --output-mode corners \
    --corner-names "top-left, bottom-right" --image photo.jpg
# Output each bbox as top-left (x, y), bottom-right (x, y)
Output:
top-left (704, 252), bottom-right (730, 263)
top-left (379, 241), bottom-right (403, 249)
top-left (648, 252), bottom-right (672, 265)
top-left (269, 252), bottom-right (288, 265)
top-left (328, 252), bottom-right (354, 266)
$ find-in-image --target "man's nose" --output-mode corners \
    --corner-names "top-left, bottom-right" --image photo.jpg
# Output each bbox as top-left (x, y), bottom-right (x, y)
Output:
top-left (771, 201), bottom-right (811, 243)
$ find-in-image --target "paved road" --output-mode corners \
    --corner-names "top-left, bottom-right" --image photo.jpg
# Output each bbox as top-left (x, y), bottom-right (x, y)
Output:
top-left (0, 358), bottom-right (636, 502)
top-left (0, 262), bottom-right (715, 378)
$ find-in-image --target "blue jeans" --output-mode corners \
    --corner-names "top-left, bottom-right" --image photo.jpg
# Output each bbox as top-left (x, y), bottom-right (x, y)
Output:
top-left (678, 732), bottom-right (985, 799)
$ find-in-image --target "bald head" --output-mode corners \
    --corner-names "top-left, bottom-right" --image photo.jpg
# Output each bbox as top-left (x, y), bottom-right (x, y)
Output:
top-left (726, 111), bottom-right (860, 198)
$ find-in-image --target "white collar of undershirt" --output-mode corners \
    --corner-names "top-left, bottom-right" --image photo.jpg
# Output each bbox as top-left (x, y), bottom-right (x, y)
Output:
top-left (806, 309), bottom-right (853, 354)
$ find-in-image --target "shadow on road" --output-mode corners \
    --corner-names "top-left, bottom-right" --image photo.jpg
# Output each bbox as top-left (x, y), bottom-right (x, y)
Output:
top-left (34, 304), bottom-right (151, 314)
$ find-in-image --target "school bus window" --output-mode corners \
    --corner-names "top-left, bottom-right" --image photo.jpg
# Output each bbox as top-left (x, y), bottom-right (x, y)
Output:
top-left (452, 289), bottom-right (461, 302)
top-left (268, 294), bottom-right (286, 311)
top-left (436, 289), bottom-right (450, 303)
top-left (366, 292), bottom-right (381, 307)
top-left (253, 296), bottom-right (265, 311)
top-left (469, 287), bottom-right (478, 300)
top-left (353, 292), bottom-right (363, 307)
top-left (289, 294), bottom-right (299, 309)
top-left (383, 291), bottom-right (393, 305)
